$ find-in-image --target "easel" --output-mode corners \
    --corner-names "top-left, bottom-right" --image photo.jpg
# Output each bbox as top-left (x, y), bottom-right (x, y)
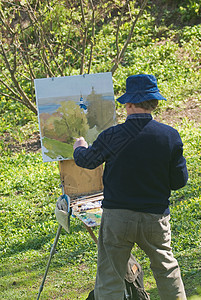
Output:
top-left (37, 159), bottom-right (103, 300)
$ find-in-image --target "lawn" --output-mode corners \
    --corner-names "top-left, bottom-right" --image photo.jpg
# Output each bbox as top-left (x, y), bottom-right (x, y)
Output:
top-left (0, 116), bottom-right (201, 299)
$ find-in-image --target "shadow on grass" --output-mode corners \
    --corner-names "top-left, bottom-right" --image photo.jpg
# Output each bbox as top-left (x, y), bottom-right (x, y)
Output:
top-left (1, 217), bottom-right (93, 259)
top-left (0, 230), bottom-right (97, 279)
top-left (147, 286), bottom-right (160, 300)
top-left (184, 269), bottom-right (201, 299)
top-left (1, 232), bottom-right (56, 259)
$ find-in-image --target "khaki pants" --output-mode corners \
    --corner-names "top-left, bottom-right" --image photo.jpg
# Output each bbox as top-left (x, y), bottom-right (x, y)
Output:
top-left (94, 208), bottom-right (186, 300)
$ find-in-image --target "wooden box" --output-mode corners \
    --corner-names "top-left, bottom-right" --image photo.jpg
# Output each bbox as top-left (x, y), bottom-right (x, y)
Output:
top-left (59, 160), bottom-right (103, 198)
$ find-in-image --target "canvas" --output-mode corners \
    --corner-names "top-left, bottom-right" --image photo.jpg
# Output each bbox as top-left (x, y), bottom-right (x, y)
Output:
top-left (34, 72), bottom-right (116, 162)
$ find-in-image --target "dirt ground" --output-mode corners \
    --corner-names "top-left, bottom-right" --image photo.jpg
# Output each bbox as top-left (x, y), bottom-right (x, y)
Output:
top-left (155, 99), bottom-right (201, 126)
top-left (2, 131), bottom-right (41, 153)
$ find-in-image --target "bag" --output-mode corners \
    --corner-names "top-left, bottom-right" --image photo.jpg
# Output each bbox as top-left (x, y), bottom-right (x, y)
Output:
top-left (86, 290), bottom-right (95, 300)
top-left (55, 194), bottom-right (71, 233)
top-left (124, 254), bottom-right (150, 300)
top-left (86, 254), bottom-right (150, 300)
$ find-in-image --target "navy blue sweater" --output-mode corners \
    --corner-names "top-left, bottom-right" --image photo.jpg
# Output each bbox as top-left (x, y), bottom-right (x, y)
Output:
top-left (74, 114), bottom-right (188, 214)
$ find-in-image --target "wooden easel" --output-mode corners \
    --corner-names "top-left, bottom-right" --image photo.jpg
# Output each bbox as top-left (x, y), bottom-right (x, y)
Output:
top-left (37, 159), bottom-right (103, 299)
top-left (59, 159), bottom-right (103, 243)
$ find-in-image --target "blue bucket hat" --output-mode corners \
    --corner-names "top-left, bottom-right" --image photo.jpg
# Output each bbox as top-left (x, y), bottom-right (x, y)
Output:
top-left (116, 74), bottom-right (166, 104)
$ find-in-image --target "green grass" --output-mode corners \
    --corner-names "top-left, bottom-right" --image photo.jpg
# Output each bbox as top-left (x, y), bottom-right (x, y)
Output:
top-left (0, 119), bottom-right (201, 299)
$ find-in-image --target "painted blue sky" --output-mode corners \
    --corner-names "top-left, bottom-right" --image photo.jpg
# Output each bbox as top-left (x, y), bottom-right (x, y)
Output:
top-left (38, 104), bottom-right (61, 114)
top-left (34, 72), bottom-right (114, 102)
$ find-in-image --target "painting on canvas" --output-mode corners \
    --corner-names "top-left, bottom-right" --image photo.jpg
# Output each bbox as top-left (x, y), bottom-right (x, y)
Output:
top-left (34, 72), bottom-right (116, 162)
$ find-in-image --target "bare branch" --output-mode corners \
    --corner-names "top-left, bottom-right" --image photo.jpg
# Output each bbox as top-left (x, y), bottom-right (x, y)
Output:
top-left (0, 8), bottom-right (15, 35)
top-left (0, 77), bottom-right (20, 99)
top-left (0, 0), bottom-right (149, 115)
top-left (13, 43), bottom-right (17, 73)
top-left (88, 0), bottom-right (95, 74)
top-left (19, 44), bottom-right (36, 81)
top-left (79, 0), bottom-right (87, 75)
top-left (61, 27), bottom-right (72, 75)
top-left (44, 36), bottom-right (64, 76)
top-left (115, 0), bottom-right (130, 58)
top-left (37, 29), bottom-right (55, 77)
top-left (80, 0), bottom-right (85, 24)
top-left (111, 0), bottom-right (148, 75)
top-left (32, 2), bottom-right (64, 76)
top-left (1, 43), bottom-right (37, 114)
top-left (65, 43), bottom-right (83, 56)
top-left (80, 28), bottom-right (88, 75)
top-left (25, 0), bottom-right (54, 77)
top-left (17, 8), bottom-right (36, 81)
top-left (0, 91), bottom-right (24, 103)
top-left (26, 0), bottom-right (37, 22)
top-left (1, 42), bottom-right (15, 75)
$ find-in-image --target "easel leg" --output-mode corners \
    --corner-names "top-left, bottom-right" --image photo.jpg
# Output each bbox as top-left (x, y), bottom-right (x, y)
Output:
top-left (83, 223), bottom-right (98, 244)
top-left (37, 224), bottom-right (62, 300)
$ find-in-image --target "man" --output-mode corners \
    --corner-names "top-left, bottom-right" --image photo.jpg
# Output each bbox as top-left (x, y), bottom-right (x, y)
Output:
top-left (73, 74), bottom-right (188, 300)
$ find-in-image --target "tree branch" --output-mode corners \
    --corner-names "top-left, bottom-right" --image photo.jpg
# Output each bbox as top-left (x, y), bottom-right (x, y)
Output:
top-left (111, 0), bottom-right (148, 75)
top-left (44, 36), bottom-right (64, 76)
top-left (0, 43), bottom-right (37, 114)
top-left (88, 0), bottom-right (95, 74)
top-left (80, 28), bottom-right (87, 75)
top-left (79, 0), bottom-right (88, 75)
top-left (27, 0), bottom-right (54, 78)
top-left (18, 10), bottom-right (36, 81)
top-left (115, 0), bottom-right (130, 58)
top-left (0, 8), bottom-right (15, 35)
top-left (0, 91), bottom-right (24, 103)
top-left (62, 26), bottom-right (72, 75)
top-left (0, 77), bottom-right (20, 99)
top-left (80, 0), bottom-right (85, 24)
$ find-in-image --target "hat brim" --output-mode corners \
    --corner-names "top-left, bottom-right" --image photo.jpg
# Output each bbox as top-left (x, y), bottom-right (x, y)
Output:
top-left (116, 91), bottom-right (167, 104)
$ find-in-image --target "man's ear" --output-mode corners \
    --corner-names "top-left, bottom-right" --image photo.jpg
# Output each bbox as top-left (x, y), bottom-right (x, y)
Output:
top-left (126, 103), bottom-right (136, 111)
top-left (125, 102), bottom-right (133, 109)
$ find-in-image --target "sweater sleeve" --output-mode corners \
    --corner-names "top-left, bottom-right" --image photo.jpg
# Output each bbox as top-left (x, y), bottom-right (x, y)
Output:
top-left (169, 131), bottom-right (188, 190)
top-left (73, 130), bottom-right (112, 169)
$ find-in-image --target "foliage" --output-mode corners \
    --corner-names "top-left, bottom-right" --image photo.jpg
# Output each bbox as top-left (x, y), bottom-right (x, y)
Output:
top-left (114, 24), bottom-right (201, 113)
top-left (178, 1), bottom-right (201, 22)
top-left (0, 0), bottom-right (148, 114)
top-left (149, 0), bottom-right (201, 27)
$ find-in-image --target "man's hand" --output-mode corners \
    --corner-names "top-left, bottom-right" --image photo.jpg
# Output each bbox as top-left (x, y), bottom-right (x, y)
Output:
top-left (73, 137), bottom-right (88, 150)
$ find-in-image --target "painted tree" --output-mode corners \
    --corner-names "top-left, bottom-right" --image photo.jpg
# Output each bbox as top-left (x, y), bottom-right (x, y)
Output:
top-left (54, 101), bottom-right (89, 144)
top-left (87, 87), bottom-right (116, 131)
